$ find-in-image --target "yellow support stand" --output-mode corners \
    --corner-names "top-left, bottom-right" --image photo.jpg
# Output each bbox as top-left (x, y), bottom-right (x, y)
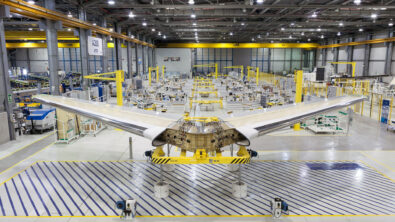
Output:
top-left (84, 70), bottom-right (124, 106)
top-left (224, 65), bottom-right (244, 80)
top-left (193, 63), bottom-right (218, 79)
top-left (294, 70), bottom-right (303, 131)
top-left (189, 100), bottom-right (223, 109)
top-left (151, 145), bottom-right (250, 164)
top-left (162, 65), bottom-right (165, 80)
top-left (191, 90), bottom-right (218, 98)
top-left (148, 66), bottom-right (159, 86)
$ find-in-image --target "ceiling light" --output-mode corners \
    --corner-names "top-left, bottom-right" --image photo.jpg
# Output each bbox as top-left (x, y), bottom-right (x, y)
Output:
top-left (229, 32), bottom-right (233, 36)
top-left (358, 28), bottom-right (364, 32)
top-left (152, 28), bottom-right (155, 31)
top-left (163, 35), bottom-right (166, 39)
top-left (317, 28), bottom-right (321, 32)
top-left (281, 27), bottom-right (285, 31)
top-left (188, 0), bottom-right (194, 5)
top-left (192, 22), bottom-right (196, 26)
top-left (353, 0), bottom-right (361, 5)
top-left (109, 28), bottom-right (113, 32)
top-left (308, 38), bottom-right (311, 42)
top-left (28, 28), bottom-right (33, 31)
top-left (193, 28), bottom-right (197, 31)
top-left (191, 14), bottom-right (196, 18)
top-left (339, 22), bottom-right (344, 26)
top-left (67, 28), bottom-right (72, 31)
top-left (320, 35), bottom-right (324, 39)
top-left (67, 12), bottom-right (73, 18)
top-left (389, 22), bottom-right (394, 27)
top-left (371, 13), bottom-right (377, 19)
top-left (257, 34), bottom-right (261, 38)
top-left (109, 37), bottom-right (113, 41)
top-left (301, 32), bottom-right (304, 36)
top-left (252, 38), bottom-right (255, 41)
top-left (233, 18), bottom-right (237, 23)
top-left (93, 23), bottom-right (97, 26)
top-left (257, 0), bottom-right (264, 4)
top-left (128, 11), bottom-right (135, 18)
top-left (289, 35), bottom-right (292, 39)
top-left (290, 22), bottom-right (295, 26)
top-left (131, 35), bottom-right (135, 38)
top-left (337, 32), bottom-right (341, 36)
top-left (158, 31), bottom-right (161, 35)
top-left (108, 0), bottom-right (115, 5)
top-left (242, 8), bottom-right (247, 13)
top-left (27, 0), bottom-right (35, 4)
top-left (311, 12), bottom-right (317, 18)
top-left (241, 22), bottom-right (245, 26)
top-left (142, 22), bottom-right (147, 26)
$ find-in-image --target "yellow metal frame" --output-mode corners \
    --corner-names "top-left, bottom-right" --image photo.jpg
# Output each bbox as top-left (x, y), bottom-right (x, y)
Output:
top-left (151, 145), bottom-right (250, 164)
top-left (189, 100), bottom-right (223, 109)
top-left (191, 90), bottom-right (218, 98)
top-left (193, 63), bottom-right (218, 79)
top-left (293, 70), bottom-right (303, 131)
top-left (162, 66), bottom-right (165, 79)
top-left (247, 66), bottom-right (260, 85)
top-left (224, 65), bottom-right (244, 80)
top-left (159, 43), bottom-right (319, 49)
top-left (148, 66), bottom-right (159, 86)
top-left (83, 70), bottom-right (124, 106)
top-left (330, 62), bottom-right (356, 78)
top-left (183, 116), bottom-right (219, 123)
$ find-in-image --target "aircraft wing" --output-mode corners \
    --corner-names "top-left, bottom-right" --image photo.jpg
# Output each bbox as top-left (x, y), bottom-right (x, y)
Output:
top-left (225, 96), bottom-right (365, 141)
top-left (33, 94), bottom-right (178, 144)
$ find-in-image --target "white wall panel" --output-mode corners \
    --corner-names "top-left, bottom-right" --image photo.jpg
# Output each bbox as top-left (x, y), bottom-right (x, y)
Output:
top-left (369, 61), bottom-right (385, 75)
top-left (353, 46), bottom-right (365, 60)
top-left (370, 43), bottom-right (386, 60)
top-left (338, 47), bottom-right (347, 60)
top-left (156, 48), bottom-right (191, 74)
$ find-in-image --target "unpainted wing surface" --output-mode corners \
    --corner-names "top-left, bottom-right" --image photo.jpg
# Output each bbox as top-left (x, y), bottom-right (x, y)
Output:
top-left (226, 96), bottom-right (365, 142)
top-left (34, 94), bottom-right (177, 144)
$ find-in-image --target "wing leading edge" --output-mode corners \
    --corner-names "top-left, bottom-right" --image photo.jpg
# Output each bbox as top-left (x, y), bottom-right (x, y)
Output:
top-left (225, 96), bottom-right (365, 141)
top-left (33, 94), bottom-right (177, 144)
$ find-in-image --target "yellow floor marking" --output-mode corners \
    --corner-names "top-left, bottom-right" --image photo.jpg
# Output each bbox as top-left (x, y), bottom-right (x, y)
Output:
top-left (0, 161), bottom-right (38, 186)
top-left (360, 151), bottom-right (395, 172)
top-left (0, 132), bottom-right (54, 161)
top-left (0, 142), bottom-right (55, 177)
top-left (360, 160), bottom-right (395, 184)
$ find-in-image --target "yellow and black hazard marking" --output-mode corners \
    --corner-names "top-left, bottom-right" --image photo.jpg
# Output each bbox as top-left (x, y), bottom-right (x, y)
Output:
top-left (230, 157), bottom-right (251, 164)
top-left (151, 157), bottom-right (172, 164)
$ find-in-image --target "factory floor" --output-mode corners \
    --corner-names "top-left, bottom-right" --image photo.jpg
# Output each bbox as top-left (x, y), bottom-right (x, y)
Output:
top-left (0, 114), bottom-right (394, 222)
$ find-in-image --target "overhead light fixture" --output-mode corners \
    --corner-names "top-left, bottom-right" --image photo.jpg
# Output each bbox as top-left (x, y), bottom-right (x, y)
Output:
top-left (188, 0), bottom-right (194, 5)
top-left (192, 22), bottom-right (197, 26)
top-left (129, 11), bottom-right (135, 18)
top-left (158, 31), bottom-right (161, 35)
top-left (67, 12), bottom-right (73, 18)
top-left (339, 22), bottom-right (344, 26)
top-left (108, 0), bottom-right (115, 5)
top-left (301, 32), bottom-right (305, 36)
top-left (289, 35), bottom-right (293, 39)
top-left (27, 0), bottom-right (35, 4)
top-left (308, 38), bottom-right (311, 42)
top-left (109, 37), bottom-right (113, 41)
top-left (193, 28), bottom-right (197, 31)
top-left (371, 13), bottom-right (377, 19)
top-left (152, 28), bottom-right (155, 31)
top-left (142, 22), bottom-right (147, 26)
top-left (92, 23), bottom-right (97, 26)
top-left (281, 27), bottom-right (285, 31)
top-left (317, 27), bottom-right (321, 32)
top-left (257, 0), bottom-right (264, 4)
top-left (131, 35), bottom-right (135, 38)
top-left (358, 28), bottom-right (364, 32)
top-left (311, 12), bottom-right (317, 18)
top-left (28, 27), bottom-right (33, 31)
top-left (233, 18), bottom-right (237, 23)
top-left (191, 13), bottom-right (196, 18)
top-left (389, 22), bottom-right (394, 27)
top-left (229, 32), bottom-right (233, 36)
top-left (242, 8), bottom-right (247, 13)
top-left (320, 35), bottom-right (324, 39)
top-left (67, 28), bottom-right (72, 31)
top-left (353, 0), bottom-right (361, 5)
top-left (163, 35), bottom-right (166, 39)
top-left (252, 38), bottom-right (255, 41)
top-left (337, 32), bottom-right (341, 36)
top-left (109, 28), bottom-right (113, 32)
top-left (257, 34), bottom-right (261, 38)
top-left (241, 22), bottom-right (245, 26)
top-left (290, 22), bottom-right (295, 26)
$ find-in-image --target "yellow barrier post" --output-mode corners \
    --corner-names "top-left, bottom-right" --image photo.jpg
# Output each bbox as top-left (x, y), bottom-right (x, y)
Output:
top-left (389, 98), bottom-right (393, 125)
top-left (162, 66), bottom-right (165, 79)
top-left (156, 66), bottom-right (159, 83)
top-left (148, 67), bottom-right (152, 86)
top-left (294, 70), bottom-right (303, 131)
top-left (256, 67), bottom-right (260, 86)
top-left (247, 66), bottom-right (251, 81)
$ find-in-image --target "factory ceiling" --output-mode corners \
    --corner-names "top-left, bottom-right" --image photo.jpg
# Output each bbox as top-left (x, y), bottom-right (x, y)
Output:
top-left (3, 0), bottom-right (395, 43)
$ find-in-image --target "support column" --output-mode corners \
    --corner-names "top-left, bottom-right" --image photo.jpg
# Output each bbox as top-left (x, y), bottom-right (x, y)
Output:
top-left (0, 6), bottom-right (16, 140)
top-left (126, 28), bottom-right (133, 78)
top-left (321, 48), bottom-right (327, 67)
top-left (44, 0), bottom-right (60, 95)
top-left (346, 37), bottom-right (354, 76)
top-left (267, 48), bottom-right (271, 72)
top-left (114, 23), bottom-right (123, 71)
top-left (385, 30), bottom-right (394, 75)
top-left (142, 36), bottom-right (146, 74)
top-left (134, 42), bottom-right (139, 77)
top-left (101, 18), bottom-right (109, 73)
top-left (332, 40), bottom-right (339, 73)
top-left (363, 34), bottom-right (372, 77)
top-left (78, 7), bottom-right (89, 89)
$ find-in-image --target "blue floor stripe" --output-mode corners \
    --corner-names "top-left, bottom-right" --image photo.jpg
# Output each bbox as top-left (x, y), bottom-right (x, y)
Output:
top-left (0, 196), bottom-right (5, 216)
top-left (25, 169), bottom-right (51, 216)
top-left (18, 174), bottom-right (39, 216)
top-left (4, 183), bottom-right (16, 216)
top-left (11, 179), bottom-right (28, 216)
top-left (30, 166), bottom-right (62, 216)
top-left (47, 162), bottom-right (94, 216)
top-left (41, 162), bottom-right (84, 215)
top-left (36, 163), bottom-right (73, 216)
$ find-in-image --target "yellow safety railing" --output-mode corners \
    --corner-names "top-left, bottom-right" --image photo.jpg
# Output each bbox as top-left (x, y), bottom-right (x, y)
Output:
top-left (294, 70), bottom-right (303, 131)
top-left (189, 100), bottom-right (223, 109)
top-left (193, 63), bottom-right (218, 79)
top-left (84, 70), bottom-right (124, 106)
top-left (224, 65), bottom-right (244, 80)
top-left (148, 66), bottom-right (159, 86)
top-left (247, 66), bottom-right (260, 85)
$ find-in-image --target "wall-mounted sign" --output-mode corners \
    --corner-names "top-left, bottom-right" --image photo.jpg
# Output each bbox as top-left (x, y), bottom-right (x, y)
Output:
top-left (88, 36), bottom-right (103, 56)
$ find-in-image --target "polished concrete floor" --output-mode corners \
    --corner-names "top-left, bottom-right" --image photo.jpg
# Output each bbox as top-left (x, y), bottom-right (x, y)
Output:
top-left (0, 113), bottom-right (394, 221)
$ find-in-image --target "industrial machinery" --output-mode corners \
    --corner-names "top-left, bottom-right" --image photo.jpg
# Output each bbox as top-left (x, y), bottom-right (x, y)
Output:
top-left (270, 198), bottom-right (289, 218)
top-left (116, 199), bottom-right (137, 219)
top-left (26, 108), bottom-right (55, 133)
